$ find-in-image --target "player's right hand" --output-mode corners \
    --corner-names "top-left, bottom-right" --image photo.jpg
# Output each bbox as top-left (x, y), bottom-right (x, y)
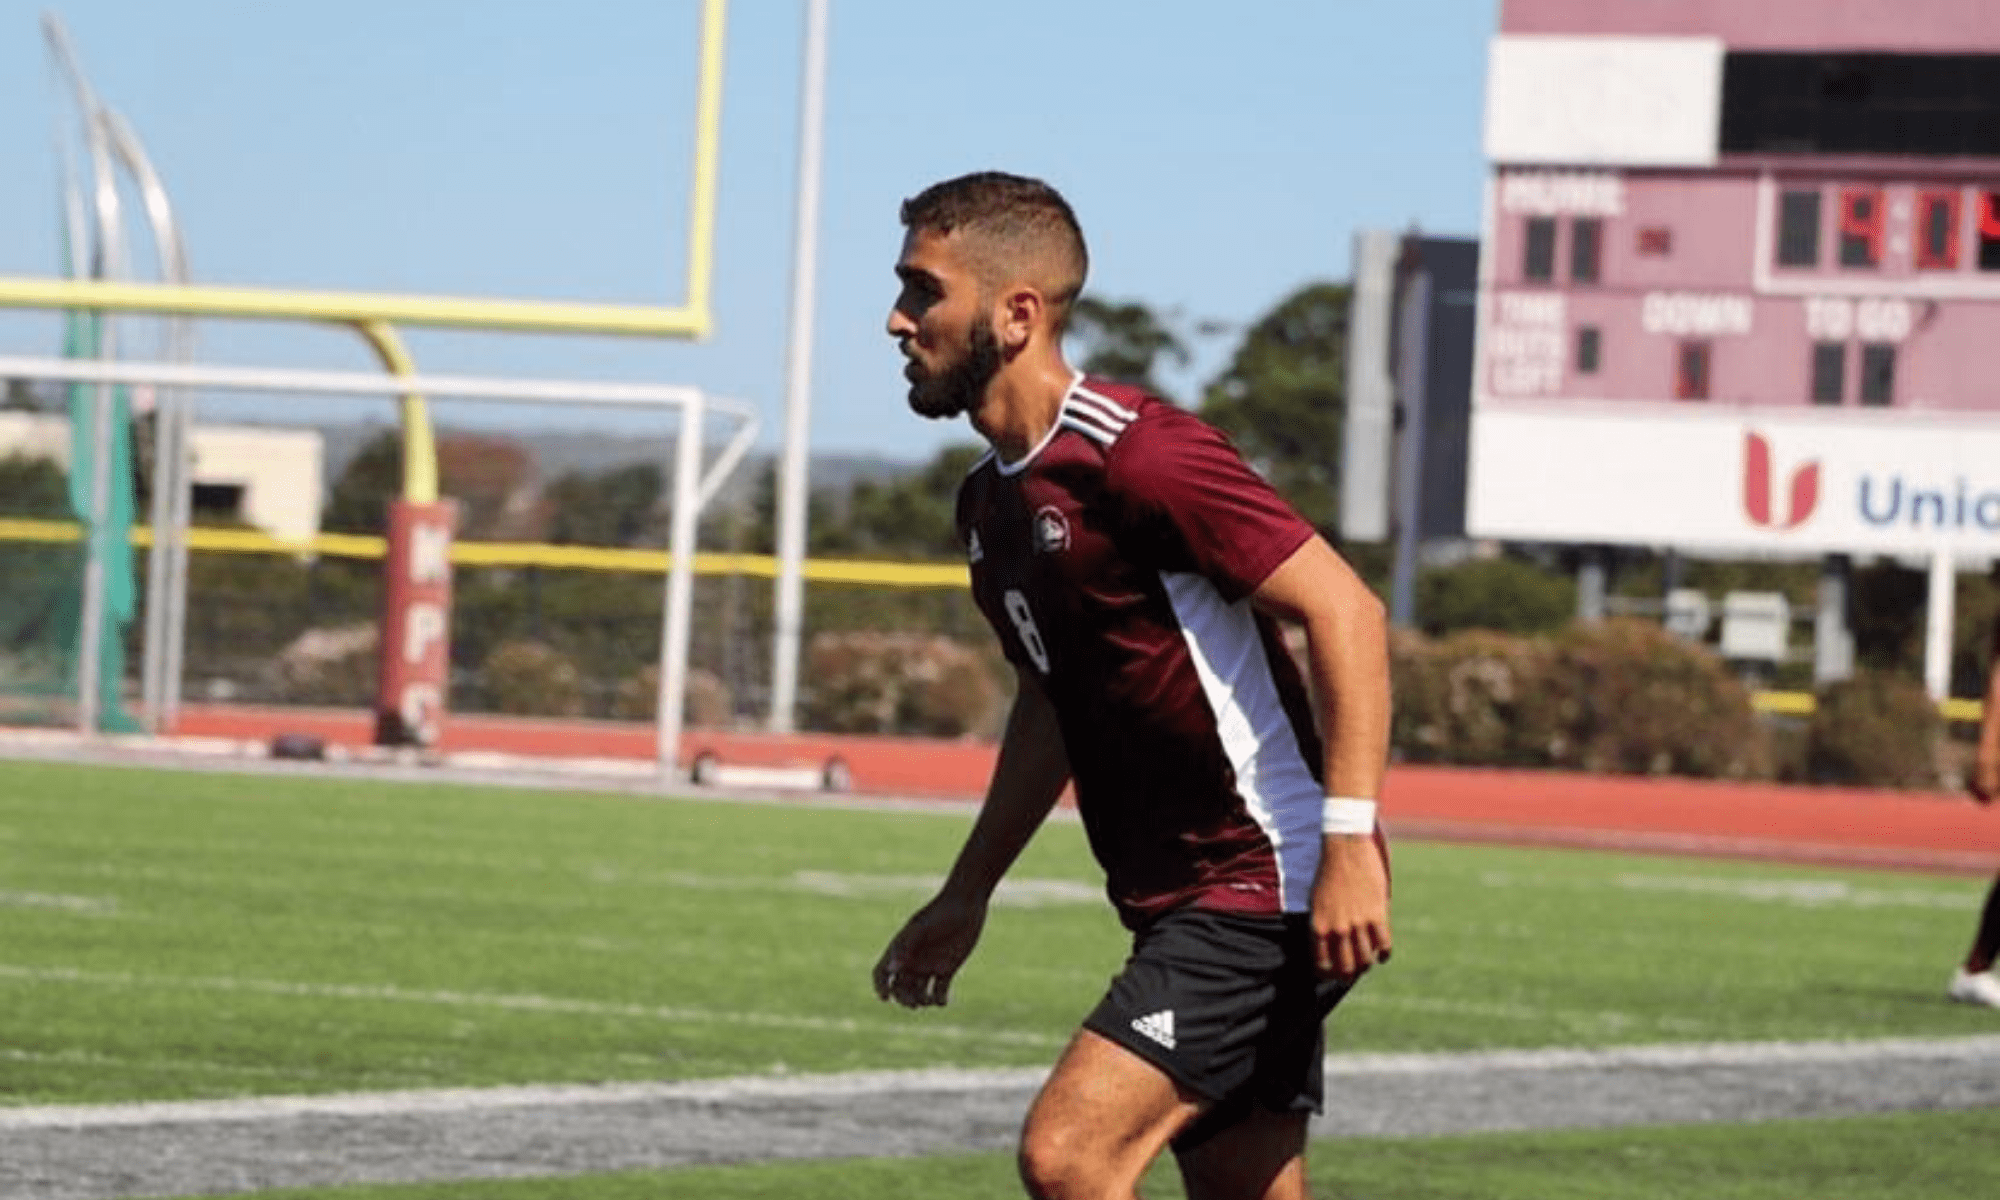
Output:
top-left (873, 894), bottom-right (987, 1008)
top-left (1309, 833), bottom-right (1393, 981)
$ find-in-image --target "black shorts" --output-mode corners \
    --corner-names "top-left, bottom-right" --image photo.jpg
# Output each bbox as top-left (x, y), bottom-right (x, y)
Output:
top-left (1081, 907), bottom-right (1354, 1151)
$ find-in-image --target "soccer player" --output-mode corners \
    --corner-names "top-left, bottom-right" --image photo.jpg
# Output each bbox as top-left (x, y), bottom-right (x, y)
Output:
top-left (871, 171), bottom-right (1393, 1200)
top-left (1954, 608), bottom-right (2000, 1008)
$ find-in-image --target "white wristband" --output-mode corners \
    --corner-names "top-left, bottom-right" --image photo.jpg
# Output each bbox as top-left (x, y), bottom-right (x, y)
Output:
top-left (1321, 796), bottom-right (1378, 836)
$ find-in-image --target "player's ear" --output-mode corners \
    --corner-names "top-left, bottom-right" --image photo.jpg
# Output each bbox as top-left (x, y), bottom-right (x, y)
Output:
top-left (997, 286), bottom-right (1042, 353)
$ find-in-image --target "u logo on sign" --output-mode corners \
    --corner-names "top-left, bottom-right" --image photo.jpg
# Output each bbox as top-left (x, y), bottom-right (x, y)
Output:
top-left (1742, 432), bottom-right (1820, 532)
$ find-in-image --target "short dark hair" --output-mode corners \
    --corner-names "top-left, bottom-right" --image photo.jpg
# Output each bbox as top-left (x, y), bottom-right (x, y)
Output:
top-left (900, 172), bottom-right (1089, 320)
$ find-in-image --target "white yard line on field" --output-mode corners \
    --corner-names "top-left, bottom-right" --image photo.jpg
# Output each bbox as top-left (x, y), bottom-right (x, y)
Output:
top-left (4, 1034), bottom-right (1996, 1131)
top-left (0, 891), bottom-right (117, 914)
top-left (0, 1047), bottom-right (329, 1080)
top-left (0, 963), bottom-right (1060, 1048)
top-left (1364, 993), bottom-right (1711, 1038)
top-left (1609, 871), bottom-right (1978, 909)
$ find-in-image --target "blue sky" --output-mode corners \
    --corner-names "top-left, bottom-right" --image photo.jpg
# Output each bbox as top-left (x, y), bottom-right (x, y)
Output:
top-left (0, 1), bottom-right (1495, 466)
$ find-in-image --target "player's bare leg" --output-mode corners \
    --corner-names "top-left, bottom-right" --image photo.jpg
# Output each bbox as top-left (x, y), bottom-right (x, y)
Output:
top-left (1173, 1107), bottom-right (1312, 1200)
top-left (1017, 1028), bottom-right (1203, 1200)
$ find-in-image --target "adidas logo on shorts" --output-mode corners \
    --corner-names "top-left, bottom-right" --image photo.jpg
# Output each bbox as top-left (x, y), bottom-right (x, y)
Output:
top-left (1131, 1009), bottom-right (1176, 1050)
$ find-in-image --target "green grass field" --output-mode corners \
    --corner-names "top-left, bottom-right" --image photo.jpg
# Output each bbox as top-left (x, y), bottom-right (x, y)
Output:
top-left (1, 758), bottom-right (1994, 1106)
top-left (4, 757), bottom-right (1998, 1200)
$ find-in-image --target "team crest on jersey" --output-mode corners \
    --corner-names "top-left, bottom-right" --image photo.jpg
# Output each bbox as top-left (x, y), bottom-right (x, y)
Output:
top-left (1033, 505), bottom-right (1071, 554)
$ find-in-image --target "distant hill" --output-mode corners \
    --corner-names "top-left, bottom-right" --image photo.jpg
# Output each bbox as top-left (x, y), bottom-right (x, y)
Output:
top-left (318, 420), bottom-right (919, 507)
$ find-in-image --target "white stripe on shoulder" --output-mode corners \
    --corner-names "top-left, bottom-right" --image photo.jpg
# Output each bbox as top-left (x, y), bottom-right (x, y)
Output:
top-left (1071, 383), bottom-right (1140, 422)
top-left (1066, 396), bottom-right (1137, 436)
top-left (1059, 415), bottom-right (1118, 446)
top-left (966, 448), bottom-right (996, 477)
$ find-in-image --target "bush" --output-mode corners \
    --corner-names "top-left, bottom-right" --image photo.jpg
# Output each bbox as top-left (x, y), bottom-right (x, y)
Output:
top-left (1390, 619), bottom-right (1765, 779)
top-left (268, 624), bottom-right (376, 707)
top-left (1806, 669), bottom-right (1943, 789)
top-left (1390, 628), bottom-right (1558, 767)
top-left (1543, 619), bottom-right (1767, 779)
top-left (802, 631), bottom-right (1002, 738)
top-left (480, 640), bottom-right (585, 717)
top-left (612, 664), bottom-right (734, 727)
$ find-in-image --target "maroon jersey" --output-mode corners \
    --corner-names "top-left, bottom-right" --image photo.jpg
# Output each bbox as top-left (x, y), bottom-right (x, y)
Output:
top-left (958, 375), bottom-right (1328, 929)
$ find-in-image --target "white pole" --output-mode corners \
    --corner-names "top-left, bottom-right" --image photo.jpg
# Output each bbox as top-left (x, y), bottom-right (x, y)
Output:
top-left (768, 0), bottom-right (828, 733)
top-left (658, 391), bottom-right (705, 778)
top-left (102, 108), bottom-right (197, 734)
top-left (56, 27), bottom-right (125, 737)
top-left (1924, 549), bottom-right (1955, 701)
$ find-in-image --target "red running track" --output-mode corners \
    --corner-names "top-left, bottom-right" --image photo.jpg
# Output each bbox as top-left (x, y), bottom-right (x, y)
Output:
top-left (172, 704), bottom-right (2000, 877)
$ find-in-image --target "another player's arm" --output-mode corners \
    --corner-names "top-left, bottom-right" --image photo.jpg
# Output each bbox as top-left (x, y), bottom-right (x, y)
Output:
top-left (1975, 613), bottom-right (2000, 804)
top-left (1250, 535), bottom-right (1394, 979)
top-left (873, 667), bottom-right (1072, 1008)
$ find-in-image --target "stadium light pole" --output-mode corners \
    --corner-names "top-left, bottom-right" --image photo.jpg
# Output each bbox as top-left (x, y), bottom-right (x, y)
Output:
top-left (768, 0), bottom-right (828, 733)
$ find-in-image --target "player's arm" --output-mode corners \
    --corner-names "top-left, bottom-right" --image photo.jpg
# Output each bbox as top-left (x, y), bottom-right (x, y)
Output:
top-left (873, 666), bottom-right (1071, 1007)
top-left (1250, 534), bottom-right (1394, 979)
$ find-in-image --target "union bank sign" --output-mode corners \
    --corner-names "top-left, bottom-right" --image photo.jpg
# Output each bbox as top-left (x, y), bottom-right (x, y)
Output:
top-left (1467, 407), bottom-right (2000, 555)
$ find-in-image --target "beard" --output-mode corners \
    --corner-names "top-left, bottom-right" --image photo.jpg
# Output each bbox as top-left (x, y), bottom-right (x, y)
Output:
top-left (906, 320), bottom-right (1002, 420)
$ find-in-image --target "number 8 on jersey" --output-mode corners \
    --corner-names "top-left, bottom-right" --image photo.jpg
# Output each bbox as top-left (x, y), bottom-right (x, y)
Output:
top-left (1003, 587), bottom-right (1051, 674)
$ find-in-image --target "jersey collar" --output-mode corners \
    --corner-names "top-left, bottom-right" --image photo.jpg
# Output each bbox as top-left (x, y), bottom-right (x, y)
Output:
top-left (993, 371), bottom-right (1086, 477)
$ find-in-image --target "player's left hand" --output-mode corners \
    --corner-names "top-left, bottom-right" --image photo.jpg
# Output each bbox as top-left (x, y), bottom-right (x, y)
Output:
top-left (1310, 834), bottom-right (1392, 981)
top-left (872, 893), bottom-right (987, 1008)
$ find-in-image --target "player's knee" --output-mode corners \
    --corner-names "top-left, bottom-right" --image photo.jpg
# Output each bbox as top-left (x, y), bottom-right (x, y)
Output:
top-left (1017, 1121), bottom-right (1115, 1200)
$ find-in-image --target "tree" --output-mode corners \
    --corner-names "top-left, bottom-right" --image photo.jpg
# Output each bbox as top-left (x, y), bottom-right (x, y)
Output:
top-left (322, 430), bottom-right (400, 535)
top-left (545, 463), bottom-right (664, 547)
top-left (3, 377), bottom-right (48, 412)
top-left (825, 443), bottom-right (986, 559)
top-left (1199, 282), bottom-right (1349, 531)
top-left (706, 460), bottom-right (848, 557)
top-left (435, 434), bottom-right (542, 541)
top-left (1066, 297), bottom-right (1190, 399)
top-left (322, 429), bottom-right (542, 540)
top-left (0, 454), bottom-right (69, 517)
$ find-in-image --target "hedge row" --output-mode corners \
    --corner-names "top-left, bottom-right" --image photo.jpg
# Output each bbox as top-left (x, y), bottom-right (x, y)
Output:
top-left (1391, 620), bottom-right (1767, 779)
top-left (1391, 619), bottom-right (1949, 789)
top-left (266, 613), bottom-right (1951, 790)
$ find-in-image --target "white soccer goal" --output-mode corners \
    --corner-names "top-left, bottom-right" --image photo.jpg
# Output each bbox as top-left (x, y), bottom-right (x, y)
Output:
top-left (0, 352), bottom-right (758, 777)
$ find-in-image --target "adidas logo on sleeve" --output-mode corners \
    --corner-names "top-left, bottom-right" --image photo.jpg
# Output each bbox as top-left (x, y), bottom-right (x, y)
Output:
top-left (1130, 1009), bottom-right (1176, 1050)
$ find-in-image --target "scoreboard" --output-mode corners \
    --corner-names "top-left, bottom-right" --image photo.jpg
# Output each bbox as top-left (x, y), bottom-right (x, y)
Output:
top-left (1469, 4), bottom-right (2000, 559)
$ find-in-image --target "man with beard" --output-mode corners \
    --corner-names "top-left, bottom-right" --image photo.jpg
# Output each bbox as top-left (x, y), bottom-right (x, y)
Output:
top-left (872, 171), bottom-right (1394, 1200)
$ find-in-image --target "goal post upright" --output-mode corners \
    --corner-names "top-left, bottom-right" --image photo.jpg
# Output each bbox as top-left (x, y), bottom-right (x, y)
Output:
top-left (0, 0), bottom-right (730, 340)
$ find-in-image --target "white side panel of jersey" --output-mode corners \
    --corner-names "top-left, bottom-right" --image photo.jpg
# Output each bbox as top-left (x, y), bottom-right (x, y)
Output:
top-left (1161, 571), bottom-right (1322, 914)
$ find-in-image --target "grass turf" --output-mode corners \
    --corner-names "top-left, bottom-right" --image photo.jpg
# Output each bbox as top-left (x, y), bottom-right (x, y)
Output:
top-left (153, 1109), bottom-right (2000, 1199)
top-left (1, 757), bottom-right (1994, 1105)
